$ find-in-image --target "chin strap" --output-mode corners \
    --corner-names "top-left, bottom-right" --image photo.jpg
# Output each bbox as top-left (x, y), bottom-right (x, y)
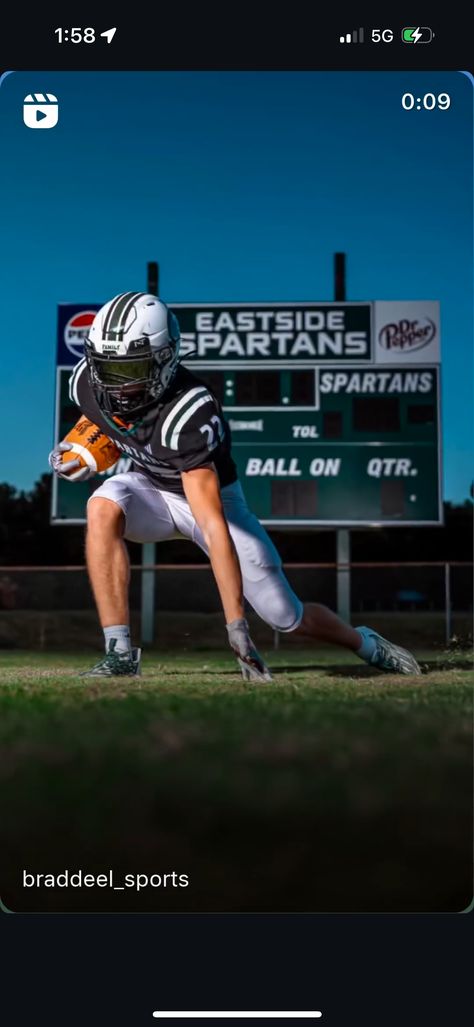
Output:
top-left (101, 412), bottom-right (144, 437)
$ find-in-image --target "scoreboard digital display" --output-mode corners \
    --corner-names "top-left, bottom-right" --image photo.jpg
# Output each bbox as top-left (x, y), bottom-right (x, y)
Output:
top-left (52, 300), bottom-right (442, 526)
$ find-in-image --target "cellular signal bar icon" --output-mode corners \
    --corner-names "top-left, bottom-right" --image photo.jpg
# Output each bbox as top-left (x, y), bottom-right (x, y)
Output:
top-left (339, 28), bottom-right (364, 43)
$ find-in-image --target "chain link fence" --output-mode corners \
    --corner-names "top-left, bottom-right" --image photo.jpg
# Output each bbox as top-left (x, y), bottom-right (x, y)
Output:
top-left (0, 562), bottom-right (471, 650)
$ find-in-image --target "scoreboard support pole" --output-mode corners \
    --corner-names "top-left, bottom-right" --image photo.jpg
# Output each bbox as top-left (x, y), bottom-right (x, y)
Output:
top-left (334, 253), bottom-right (351, 624)
top-left (141, 546), bottom-right (156, 645)
top-left (444, 562), bottom-right (452, 645)
top-left (140, 262), bottom-right (160, 645)
top-left (336, 529), bottom-right (351, 624)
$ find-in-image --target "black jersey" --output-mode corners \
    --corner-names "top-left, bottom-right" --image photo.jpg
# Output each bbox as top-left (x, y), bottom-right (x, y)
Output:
top-left (69, 361), bottom-right (238, 496)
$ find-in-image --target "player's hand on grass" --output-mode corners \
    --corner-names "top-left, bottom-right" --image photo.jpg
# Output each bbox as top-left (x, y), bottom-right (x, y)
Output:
top-left (226, 618), bottom-right (272, 683)
top-left (48, 442), bottom-right (94, 481)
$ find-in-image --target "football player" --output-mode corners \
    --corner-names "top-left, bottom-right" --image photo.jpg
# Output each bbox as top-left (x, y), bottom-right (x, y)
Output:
top-left (49, 292), bottom-right (421, 679)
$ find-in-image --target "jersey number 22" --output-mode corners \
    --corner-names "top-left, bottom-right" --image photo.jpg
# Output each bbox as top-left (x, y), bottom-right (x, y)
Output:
top-left (200, 415), bottom-right (225, 452)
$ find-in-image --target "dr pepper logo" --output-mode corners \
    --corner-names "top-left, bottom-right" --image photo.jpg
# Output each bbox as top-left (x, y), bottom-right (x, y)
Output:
top-left (378, 317), bottom-right (436, 353)
top-left (64, 310), bottom-right (98, 359)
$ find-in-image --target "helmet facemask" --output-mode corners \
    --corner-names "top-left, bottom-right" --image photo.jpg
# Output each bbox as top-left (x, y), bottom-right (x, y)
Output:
top-left (85, 339), bottom-right (178, 420)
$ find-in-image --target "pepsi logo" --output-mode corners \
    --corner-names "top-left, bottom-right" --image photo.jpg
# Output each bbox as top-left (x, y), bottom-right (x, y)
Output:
top-left (64, 310), bottom-right (98, 358)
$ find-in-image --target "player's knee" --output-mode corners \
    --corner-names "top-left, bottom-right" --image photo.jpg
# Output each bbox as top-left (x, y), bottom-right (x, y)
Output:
top-left (271, 599), bottom-right (304, 633)
top-left (87, 496), bottom-right (124, 536)
top-left (253, 585), bottom-right (304, 633)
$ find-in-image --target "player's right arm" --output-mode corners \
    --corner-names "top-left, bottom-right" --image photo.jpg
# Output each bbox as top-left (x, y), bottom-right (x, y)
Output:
top-left (48, 441), bottom-right (94, 481)
top-left (49, 360), bottom-right (99, 481)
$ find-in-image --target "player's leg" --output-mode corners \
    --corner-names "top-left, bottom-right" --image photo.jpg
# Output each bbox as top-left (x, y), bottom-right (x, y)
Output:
top-left (82, 472), bottom-right (179, 676)
top-left (85, 496), bottom-right (129, 628)
top-left (219, 482), bottom-right (421, 676)
top-left (293, 603), bottom-right (361, 649)
top-left (293, 604), bottom-right (421, 673)
top-left (192, 481), bottom-right (352, 639)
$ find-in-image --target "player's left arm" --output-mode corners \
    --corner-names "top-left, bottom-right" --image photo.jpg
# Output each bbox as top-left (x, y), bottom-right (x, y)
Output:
top-left (181, 465), bottom-right (245, 624)
top-left (177, 395), bottom-right (271, 681)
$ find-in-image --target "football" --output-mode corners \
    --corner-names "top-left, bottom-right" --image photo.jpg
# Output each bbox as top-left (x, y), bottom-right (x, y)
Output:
top-left (61, 416), bottom-right (121, 480)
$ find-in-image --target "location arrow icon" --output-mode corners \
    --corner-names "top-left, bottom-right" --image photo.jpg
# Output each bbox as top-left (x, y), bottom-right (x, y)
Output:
top-left (100, 27), bottom-right (117, 44)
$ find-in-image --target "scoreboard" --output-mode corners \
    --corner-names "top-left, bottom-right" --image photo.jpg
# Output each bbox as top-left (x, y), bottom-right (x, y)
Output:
top-left (51, 300), bottom-right (442, 526)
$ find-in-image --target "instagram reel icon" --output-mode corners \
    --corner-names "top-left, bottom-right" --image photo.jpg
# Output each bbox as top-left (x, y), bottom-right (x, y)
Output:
top-left (23, 92), bottom-right (59, 129)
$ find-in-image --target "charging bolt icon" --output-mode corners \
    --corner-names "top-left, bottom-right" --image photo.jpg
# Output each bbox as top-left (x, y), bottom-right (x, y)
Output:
top-left (402, 27), bottom-right (434, 43)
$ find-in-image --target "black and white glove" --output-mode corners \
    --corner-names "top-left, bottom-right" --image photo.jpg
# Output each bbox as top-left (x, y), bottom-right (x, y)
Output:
top-left (226, 618), bottom-right (272, 683)
top-left (48, 442), bottom-right (95, 482)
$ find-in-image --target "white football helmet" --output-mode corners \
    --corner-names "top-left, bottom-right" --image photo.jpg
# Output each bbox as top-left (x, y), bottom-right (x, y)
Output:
top-left (84, 292), bottom-right (180, 418)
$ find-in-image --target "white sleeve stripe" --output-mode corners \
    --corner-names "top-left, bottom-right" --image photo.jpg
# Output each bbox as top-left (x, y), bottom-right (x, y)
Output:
top-left (169, 394), bottom-right (214, 450)
top-left (69, 358), bottom-right (87, 405)
top-left (161, 386), bottom-right (209, 446)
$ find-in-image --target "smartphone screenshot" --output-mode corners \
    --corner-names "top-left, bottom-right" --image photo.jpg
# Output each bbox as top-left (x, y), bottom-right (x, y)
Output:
top-left (0, 14), bottom-right (472, 1026)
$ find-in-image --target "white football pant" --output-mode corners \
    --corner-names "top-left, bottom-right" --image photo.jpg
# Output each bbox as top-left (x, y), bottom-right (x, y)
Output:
top-left (89, 473), bottom-right (303, 632)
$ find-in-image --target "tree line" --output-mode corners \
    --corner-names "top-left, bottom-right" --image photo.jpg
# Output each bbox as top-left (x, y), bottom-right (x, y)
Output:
top-left (0, 473), bottom-right (472, 566)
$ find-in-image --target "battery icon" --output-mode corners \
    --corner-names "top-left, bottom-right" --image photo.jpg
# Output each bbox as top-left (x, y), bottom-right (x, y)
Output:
top-left (402, 26), bottom-right (434, 43)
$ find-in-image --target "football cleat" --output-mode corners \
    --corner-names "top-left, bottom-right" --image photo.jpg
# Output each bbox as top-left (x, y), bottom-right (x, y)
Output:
top-left (357, 626), bottom-right (421, 675)
top-left (80, 639), bottom-right (142, 678)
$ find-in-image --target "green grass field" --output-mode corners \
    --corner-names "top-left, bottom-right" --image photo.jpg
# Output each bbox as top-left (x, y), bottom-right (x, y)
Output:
top-left (0, 646), bottom-right (472, 913)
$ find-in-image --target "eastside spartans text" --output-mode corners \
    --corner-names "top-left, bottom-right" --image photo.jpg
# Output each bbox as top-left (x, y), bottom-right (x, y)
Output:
top-left (180, 309), bottom-right (369, 358)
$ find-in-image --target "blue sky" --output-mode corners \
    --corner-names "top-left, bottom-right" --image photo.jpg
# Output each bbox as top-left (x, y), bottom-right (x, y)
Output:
top-left (0, 71), bottom-right (472, 500)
